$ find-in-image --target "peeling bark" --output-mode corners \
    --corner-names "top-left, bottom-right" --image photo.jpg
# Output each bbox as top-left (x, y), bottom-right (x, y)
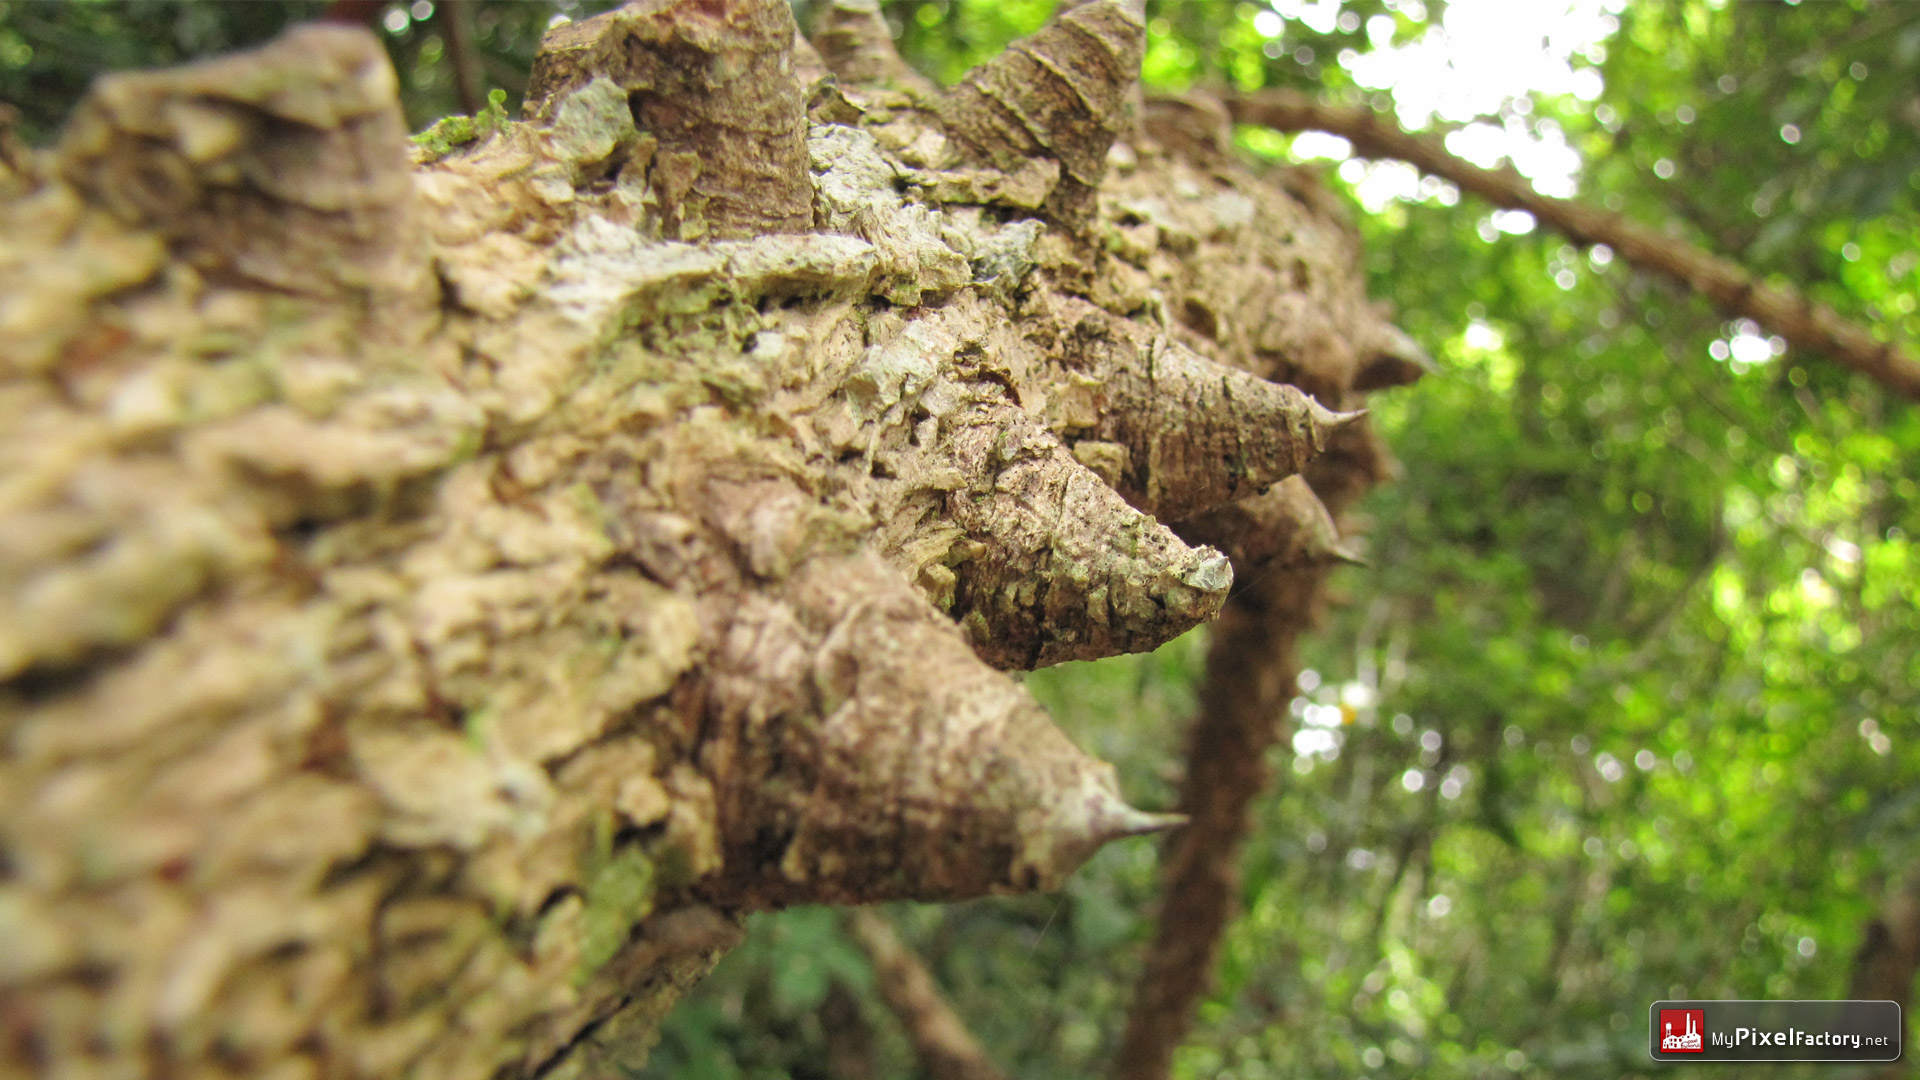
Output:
top-left (809, 0), bottom-right (940, 101)
top-left (0, 3), bottom-right (1412, 1076)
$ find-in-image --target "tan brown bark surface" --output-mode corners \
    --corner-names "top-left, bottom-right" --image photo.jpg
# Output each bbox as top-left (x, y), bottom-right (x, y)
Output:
top-left (1117, 423), bottom-right (1396, 1080)
top-left (0, 4), bottom-right (1413, 1077)
top-left (1225, 87), bottom-right (1920, 402)
top-left (1113, 97), bottom-right (1416, 1080)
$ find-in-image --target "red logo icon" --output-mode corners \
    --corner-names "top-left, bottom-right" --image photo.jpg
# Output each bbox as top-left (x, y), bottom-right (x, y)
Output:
top-left (1660, 1009), bottom-right (1705, 1053)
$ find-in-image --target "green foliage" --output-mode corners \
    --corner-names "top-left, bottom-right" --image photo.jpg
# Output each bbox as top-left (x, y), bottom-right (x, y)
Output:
top-left (1200, 2), bottom-right (1920, 1078)
top-left (850, 0), bottom-right (1054, 84)
top-left (643, 907), bottom-right (894, 1080)
top-left (0, 0), bottom-right (625, 141)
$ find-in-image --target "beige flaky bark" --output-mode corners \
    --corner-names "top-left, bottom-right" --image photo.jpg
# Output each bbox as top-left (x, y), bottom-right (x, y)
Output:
top-left (0, 2), bottom-right (1415, 1076)
top-left (1224, 87), bottom-right (1920, 402)
top-left (1113, 94), bottom-right (1419, 1080)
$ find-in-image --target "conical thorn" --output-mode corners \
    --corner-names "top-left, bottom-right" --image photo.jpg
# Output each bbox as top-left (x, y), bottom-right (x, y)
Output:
top-left (1048, 309), bottom-right (1351, 521)
top-left (940, 401), bottom-right (1230, 668)
top-left (1353, 324), bottom-right (1438, 390)
top-left (1331, 539), bottom-right (1371, 567)
top-left (1308, 398), bottom-right (1369, 431)
top-left (1100, 806), bottom-right (1188, 841)
top-left (1173, 475), bottom-right (1352, 573)
top-left (810, 0), bottom-right (938, 98)
top-left (1018, 772), bottom-right (1189, 891)
top-left (525, 0), bottom-right (812, 240)
top-left (936, 0), bottom-right (1145, 213)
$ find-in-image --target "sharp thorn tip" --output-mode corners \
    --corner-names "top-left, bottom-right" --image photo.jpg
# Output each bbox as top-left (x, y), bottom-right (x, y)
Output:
top-left (1109, 809), bottom-right (1188, 838)
top-left (1331, 540), bottom-right (1370, 567)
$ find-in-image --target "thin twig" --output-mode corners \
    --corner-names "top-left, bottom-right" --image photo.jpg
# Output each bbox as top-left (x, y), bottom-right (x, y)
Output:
top-left (843, 909), bottom-right (1008, 1080)
top-left (1221, 88), bottom-right (1920, 402)
top-left (439, 0), bottom-right (485, 117)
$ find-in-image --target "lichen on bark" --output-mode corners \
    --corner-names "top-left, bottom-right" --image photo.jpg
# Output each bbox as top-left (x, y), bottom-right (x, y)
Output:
top-left (0, 2), bottom-right (1419, 1076)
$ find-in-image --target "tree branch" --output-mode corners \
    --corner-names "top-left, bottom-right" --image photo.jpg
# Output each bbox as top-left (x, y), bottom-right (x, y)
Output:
top-left (1849, 871), bottom-right (1920, 1080)
top-left (1112, 588), bottom-right (1306, 1080)
top-left (1221, 88), bottom-right (1920, 402)
top-left (843, 909), bottom-right (1008, 1080)
top-left (1117, 423), bottom-right (1397, 1080)
top-left (439, 0), bottom-right (485, 117)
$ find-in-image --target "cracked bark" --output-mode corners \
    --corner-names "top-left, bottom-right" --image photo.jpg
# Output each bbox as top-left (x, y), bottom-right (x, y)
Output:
top-left (1111, 98), bottom-right (1417, 1080)
top-left (0, 3), bottom-right (1414, 1076)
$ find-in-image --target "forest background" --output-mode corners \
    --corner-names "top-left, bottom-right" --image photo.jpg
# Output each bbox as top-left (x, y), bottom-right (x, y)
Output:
top-left (5, 0), bottom-right (1919, 1078)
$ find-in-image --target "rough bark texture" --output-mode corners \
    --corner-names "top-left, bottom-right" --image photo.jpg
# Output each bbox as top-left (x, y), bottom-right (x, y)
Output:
top-left (1113, 95), bottom-right (1415, 1080)
top-left (524, 0), bottom-right (813, 240)
top-left (0, 4), bottom-right (1413, 1077)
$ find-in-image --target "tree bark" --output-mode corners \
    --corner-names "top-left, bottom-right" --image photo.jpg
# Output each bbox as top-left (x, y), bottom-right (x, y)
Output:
top-left (1112, 100), bottom-right (1407, 1072)
top-left (1850, 872), bottom-right (1920, 1079)
top-left (0, 4), bottom-right (1413, 1077)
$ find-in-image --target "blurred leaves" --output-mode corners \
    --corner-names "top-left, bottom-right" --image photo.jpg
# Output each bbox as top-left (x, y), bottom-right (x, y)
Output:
top-left (0, 0), bottom-right (630, 140)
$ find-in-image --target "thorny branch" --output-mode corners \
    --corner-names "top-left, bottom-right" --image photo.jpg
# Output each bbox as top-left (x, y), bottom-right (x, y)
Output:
top-left (1116, 430), bottom-right (1397, 1080)
top-left (0, 1), bottom-right (1422, 1073)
